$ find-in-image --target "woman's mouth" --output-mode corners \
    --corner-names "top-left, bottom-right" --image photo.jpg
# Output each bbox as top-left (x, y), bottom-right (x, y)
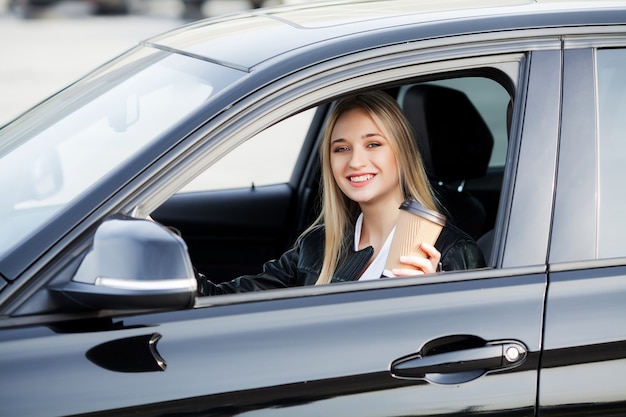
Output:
top-left (349, 174), bottom-right (374, 183)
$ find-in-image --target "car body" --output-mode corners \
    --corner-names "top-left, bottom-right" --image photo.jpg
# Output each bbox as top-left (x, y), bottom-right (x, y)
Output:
top-left (1, 0), bottom-right (626, 415)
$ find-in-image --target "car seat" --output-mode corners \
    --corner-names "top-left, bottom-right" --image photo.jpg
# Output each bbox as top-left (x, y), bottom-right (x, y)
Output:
top-left (400, 84), bottom-right (494, 240)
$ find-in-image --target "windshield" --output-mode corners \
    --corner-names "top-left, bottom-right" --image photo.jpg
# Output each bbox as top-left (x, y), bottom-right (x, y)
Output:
top-left (0, 46), bottom-right (244, 259)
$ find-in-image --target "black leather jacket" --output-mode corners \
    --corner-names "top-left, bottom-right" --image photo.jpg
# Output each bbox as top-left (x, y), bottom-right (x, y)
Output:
top-left (197, 223), bottom-right (486, 296)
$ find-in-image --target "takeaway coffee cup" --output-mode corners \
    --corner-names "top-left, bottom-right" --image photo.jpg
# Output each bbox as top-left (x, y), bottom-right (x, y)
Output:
top-left (384, 199), bottom-right (446, 273)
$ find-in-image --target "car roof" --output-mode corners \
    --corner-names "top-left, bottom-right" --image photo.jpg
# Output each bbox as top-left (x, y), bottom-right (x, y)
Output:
top-left (146, 0), bottom-right (626, 71)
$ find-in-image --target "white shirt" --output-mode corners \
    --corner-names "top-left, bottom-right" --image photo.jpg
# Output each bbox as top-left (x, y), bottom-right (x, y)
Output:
top-left (353, 213), bottom-right (396, 280)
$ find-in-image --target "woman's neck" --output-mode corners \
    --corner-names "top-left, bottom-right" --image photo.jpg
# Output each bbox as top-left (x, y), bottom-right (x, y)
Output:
top-left (358, 197), bottom-right (402, 251)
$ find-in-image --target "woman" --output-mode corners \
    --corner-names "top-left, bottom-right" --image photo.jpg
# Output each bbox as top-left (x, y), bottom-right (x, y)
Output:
top-left (196, 91), bottom-right (485, 295)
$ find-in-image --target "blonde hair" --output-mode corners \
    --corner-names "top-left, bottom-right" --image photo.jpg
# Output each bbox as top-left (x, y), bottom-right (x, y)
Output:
top-left (305, 91), bottom-right (438, 285)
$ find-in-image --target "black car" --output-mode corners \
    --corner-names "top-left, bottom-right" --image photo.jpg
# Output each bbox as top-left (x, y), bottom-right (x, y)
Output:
top-left (1, 0), bottom-right (626, 415)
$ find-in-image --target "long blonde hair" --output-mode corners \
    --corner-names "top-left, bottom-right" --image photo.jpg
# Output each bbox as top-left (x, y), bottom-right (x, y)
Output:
top-left (306, 91), bottom-right (438, 285)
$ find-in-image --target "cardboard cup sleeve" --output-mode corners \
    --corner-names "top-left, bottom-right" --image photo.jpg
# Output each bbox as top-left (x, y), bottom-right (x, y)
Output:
top-left (384, 199), bottom-right (446, 273)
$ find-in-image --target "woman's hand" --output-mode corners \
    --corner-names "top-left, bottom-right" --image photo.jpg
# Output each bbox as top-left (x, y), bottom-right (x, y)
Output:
top-left (392, 242), bottom-right (441, 276)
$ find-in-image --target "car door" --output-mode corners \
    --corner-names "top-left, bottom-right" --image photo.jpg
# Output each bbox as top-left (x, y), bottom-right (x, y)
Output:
top-left (0, 39), bottom-right (560, 416)
top-left (139, 46), bottom-right (560, 416)
top-left (539, 44), bottom-right (626, 415)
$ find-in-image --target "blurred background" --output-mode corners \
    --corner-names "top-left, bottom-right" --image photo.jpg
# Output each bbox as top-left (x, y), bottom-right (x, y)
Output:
top-left (0, 0), bottom-right (307, 125)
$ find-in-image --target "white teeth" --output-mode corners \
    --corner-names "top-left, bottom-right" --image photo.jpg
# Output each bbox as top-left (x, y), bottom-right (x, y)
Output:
top-left (350, 174), bottom-right (373, 183)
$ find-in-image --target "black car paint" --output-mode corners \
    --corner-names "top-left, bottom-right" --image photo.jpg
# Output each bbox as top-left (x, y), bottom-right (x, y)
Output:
top-left (2, 271), bottom-right (545, 416)
top-left (1, 1), bottom-right (626, 416)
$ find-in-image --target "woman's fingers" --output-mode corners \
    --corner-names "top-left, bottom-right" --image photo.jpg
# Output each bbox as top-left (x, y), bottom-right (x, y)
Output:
top-left (392, 267), bottom-right (425, 276)
top-left (392, 243), bottom-right (442, 276)
top-left (420, 242), bottom-right (441, 264)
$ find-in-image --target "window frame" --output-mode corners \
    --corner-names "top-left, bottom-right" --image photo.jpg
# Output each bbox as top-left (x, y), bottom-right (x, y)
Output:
top-left (550, 40), bottom-right (626, 269)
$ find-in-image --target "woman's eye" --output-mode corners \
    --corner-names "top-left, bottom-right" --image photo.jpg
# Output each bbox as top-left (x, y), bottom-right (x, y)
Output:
top-left (333, 146), bottom-right (349, 153)
top-left (367, 142), bottom-right (381, 148)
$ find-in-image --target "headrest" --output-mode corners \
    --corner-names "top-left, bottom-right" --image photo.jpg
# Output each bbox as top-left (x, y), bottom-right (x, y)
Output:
top-left (401, 84), bottom-right (493, 182)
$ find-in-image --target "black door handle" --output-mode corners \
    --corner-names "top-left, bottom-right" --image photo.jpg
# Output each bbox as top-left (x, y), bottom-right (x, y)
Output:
top-left (390, 339), bottom-right (527, 385)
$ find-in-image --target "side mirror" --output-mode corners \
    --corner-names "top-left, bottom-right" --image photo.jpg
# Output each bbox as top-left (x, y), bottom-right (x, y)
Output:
top-left (53, 217), bottom-right (197, 310)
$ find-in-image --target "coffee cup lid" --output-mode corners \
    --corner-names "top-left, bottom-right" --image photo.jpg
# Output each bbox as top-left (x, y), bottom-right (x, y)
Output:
top-left (399, 199), bottom-right (446, 226)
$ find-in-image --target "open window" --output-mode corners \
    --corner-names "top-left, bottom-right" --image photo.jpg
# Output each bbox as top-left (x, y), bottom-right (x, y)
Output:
top-left (153, 68), bottom-right (514, 286)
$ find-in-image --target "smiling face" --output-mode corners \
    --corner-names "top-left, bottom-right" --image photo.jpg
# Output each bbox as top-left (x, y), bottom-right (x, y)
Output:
top-left (329, 107), bottom-right (403, 209)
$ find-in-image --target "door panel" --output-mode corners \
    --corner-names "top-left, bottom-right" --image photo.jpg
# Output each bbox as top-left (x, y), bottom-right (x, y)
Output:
top-left (0, 272), bottom-right (545, 416)
top-left (540, 267), bottom-right (626, 415)
top-left (540, 46), bottom-right (626, 416)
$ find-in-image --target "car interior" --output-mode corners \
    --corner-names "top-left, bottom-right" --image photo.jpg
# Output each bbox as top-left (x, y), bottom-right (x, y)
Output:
top-left (401, 83), bottom-right (494, 241)
top-left (152, 71), bottom-right (513, 285)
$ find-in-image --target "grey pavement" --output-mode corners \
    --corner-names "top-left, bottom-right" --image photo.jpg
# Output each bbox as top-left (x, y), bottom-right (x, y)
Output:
top-left (0, 0), bottom-right (287, 126)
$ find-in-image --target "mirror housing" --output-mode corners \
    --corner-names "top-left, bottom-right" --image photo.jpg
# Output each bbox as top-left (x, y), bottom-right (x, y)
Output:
top-left (54, 217), bottom-right (197, 310)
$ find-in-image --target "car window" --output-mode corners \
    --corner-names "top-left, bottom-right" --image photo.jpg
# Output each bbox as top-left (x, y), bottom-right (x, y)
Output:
top-left (178, 108), bottom-right (316, 192)
top-left (419, 77), bottom-right (511, 168)
top-left (152, 68), bottom-right (516, 295)
top-left (596, 48), bottom-right (626, 259)
top-left (0, 49), bottom-right (242, 259)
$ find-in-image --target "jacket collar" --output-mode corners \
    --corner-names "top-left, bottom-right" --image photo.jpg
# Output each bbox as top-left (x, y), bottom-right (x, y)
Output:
top-left (330, 245), bottom-right (374, 283)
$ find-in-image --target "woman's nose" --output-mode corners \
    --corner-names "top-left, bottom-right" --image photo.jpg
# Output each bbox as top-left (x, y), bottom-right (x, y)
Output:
top-left (349, 147), bottom-right (367, 168)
